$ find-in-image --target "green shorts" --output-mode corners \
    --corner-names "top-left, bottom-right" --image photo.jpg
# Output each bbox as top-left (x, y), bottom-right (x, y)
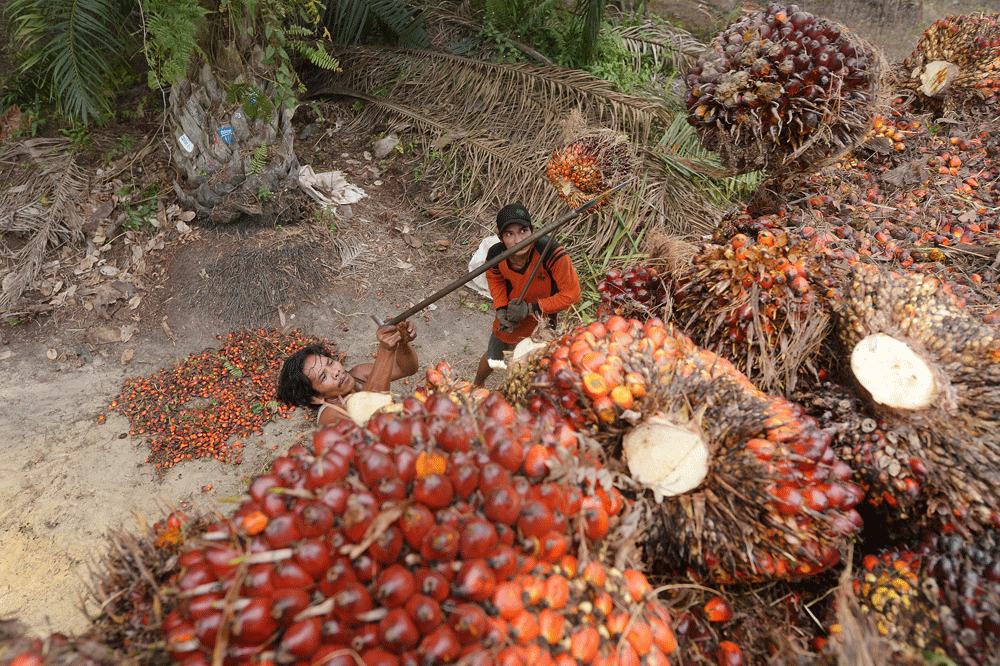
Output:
top-left (486, 333), bottom-right (515, 361)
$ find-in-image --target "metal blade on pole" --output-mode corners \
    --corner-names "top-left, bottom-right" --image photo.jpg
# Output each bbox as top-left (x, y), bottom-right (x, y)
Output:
top-left (378, 178), bottom-right (635, 327)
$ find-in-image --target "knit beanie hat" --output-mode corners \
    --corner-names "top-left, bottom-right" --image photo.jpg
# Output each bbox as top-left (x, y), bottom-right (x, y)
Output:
top-left (496, 203), bottom-right (532, 234)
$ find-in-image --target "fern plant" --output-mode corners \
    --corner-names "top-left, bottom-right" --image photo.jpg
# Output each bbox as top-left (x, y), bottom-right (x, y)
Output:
top-left (142, 0), bottom-right (210, 89)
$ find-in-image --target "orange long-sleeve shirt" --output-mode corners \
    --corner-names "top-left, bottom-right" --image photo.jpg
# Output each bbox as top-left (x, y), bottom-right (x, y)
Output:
top-left (485, 236), bottom-right (581, 344)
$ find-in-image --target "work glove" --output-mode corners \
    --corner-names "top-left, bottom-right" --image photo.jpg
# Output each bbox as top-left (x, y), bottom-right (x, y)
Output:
top-left (505, 299), bottom-right (532, 325)
top-left (496, 307), bottom-right (516, 333)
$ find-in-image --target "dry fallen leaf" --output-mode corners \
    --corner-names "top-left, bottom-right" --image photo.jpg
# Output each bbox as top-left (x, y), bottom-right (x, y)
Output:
top-left (120, 348), bottom-right (134, 365)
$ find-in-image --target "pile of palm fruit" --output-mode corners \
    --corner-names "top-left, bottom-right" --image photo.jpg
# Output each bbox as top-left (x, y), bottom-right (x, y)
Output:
top-left (685, 4), bottom-right (881, 174)
top-left (544, 134), bottom-right (633, 210)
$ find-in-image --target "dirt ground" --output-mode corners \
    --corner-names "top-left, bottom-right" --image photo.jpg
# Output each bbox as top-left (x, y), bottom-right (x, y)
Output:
top-left (1, 0), bottom-right (994, 640)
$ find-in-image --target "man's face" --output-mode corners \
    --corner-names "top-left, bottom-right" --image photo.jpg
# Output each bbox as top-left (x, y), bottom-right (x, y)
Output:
top-left (303, 353), bottom-right (353, 401)
top-left (501, 222), bottom-right (532, 258)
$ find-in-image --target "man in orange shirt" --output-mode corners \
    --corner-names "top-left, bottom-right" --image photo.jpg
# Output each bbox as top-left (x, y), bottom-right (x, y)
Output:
top-left (473, 203), bottom-right (581, 387)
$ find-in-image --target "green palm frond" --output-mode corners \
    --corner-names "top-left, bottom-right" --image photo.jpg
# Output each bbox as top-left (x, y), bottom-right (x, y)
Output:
top-left (323, 0), bottom-right (429, 48)
top-left (5, 0), bottom-right (134, 123)
top-left (310, 48), bottom-right (740, 257)
top-left (610, 20), bottom-right (707, 75)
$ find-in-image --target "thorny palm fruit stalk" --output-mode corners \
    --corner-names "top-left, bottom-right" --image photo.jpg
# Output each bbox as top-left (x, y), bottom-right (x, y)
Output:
top-left (545, 134), bottom-right (633, 210)
top-left (154, 393), bottom-right (668, 666)
top-left (686, 4), bottom-right (880, 174)
top-left (522, 315), bottom-right (864, 583)
top-left (898, 12), bottom-right (1000, 110)
top-left (835, 265), bottom-right (1000, 532)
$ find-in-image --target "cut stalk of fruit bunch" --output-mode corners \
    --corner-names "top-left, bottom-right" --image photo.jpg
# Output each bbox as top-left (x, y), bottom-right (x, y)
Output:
top-left (850, 333), bottom-right (936, 410)
top-left (622, 416), bottom-right (710, 499)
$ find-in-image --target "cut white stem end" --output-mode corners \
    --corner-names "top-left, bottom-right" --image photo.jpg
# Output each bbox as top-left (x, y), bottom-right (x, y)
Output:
top-left (851, 333), bottom-right (936, 410)
top-left (622, 416), bottom-right (710, 500)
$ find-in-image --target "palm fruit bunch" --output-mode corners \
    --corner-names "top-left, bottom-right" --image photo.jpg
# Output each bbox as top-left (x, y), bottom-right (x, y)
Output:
top-left (685, 4), bottom-right (880, 174)
top-left (417, 360), bottom-right (490, 404)
top-left (147, 392), bottom-right (677, 666)
top-left (519, 315), bottom-right (864, 583)
top-left (897, 12), bottom-right (1000, 111)
top-left (796, 383), bottom-right (927, 530)
top-left (845, 550), bottom-right (944, 662)
top-left (668, 226), bottom-right (857, 394)
top-left (834, 264), bottom-right (1000, 532)
top-left (545, 133), bottom-right (633, 210)
top-left (594, 266), bottom-right (667, 320)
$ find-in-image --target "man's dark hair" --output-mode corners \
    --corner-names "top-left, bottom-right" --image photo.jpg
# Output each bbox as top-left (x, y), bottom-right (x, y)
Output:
top-left (276, 344), bottom-right (336, 408)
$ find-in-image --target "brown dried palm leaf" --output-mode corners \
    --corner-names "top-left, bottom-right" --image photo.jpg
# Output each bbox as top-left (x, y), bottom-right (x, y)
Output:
top-left (309, 48), bottom-right (726, 258)
top-left (0, 138), bottom-right (88, 313)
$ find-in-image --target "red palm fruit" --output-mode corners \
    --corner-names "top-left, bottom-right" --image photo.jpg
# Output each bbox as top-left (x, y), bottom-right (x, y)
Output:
top-left (280, 617), bottom-right (323, 659)
top-left (497, 646), bottom-right (525, 666)
top-left (306, 454), bottom-right (346, 489)
top-left (704, 596), bottom-right (733, 622)
top-left (413, 473), bottom-right (455, 510)
top-left (364, 648), bottom-right (402, 666)
top-left (438, 419), bottom-right (475, 453)
top-left (450, 603), bottom-right (491, 645)
top-left (454, 559), bottom-right (497, 602)
top-left (518, 500), bottom-right (555, 539)
top-left (415, 568), bottom-right (451, 602)
top-left (394, 446), bottom-right (418, 485)
top-left (353, 553), bottom-right (379, 583)
top-left (398, 652), bottom-right (420, 666)
top-left (717, 640), bottom-right (744, 666)
top-left (532, 482), bottom-right (564, 512)
top-left (523, 444), bottom-right (550, 479)
top-left (420, 525), bottom-right (461, 561)
top-left (509, 609), bottom-right (540, 645)
top-left (521, 576), bottom-right (546, 606)
top-left (313, 646), bottom-right (354, 666)
top-left (418, 625), bottom-right (462, 666)
top-left (187, 592), bottom-right (222, 620)
top-left (320, 557), bottom-right (358, 597)
top-left (232, 597), bottom-right (277, 644)
top-left (271, 588), bottom-right (310, 624)
top-left (596, 487), bottom-right (624, 516)
top-left (379, 608), bottom-right (421, 652)
top-left (334, 582), bottom-right (374, 624)
top-left (294, 538), bottom-right (333, 578)
top-left (243, 563), bottom-right (275, 598)
top-left (581, 496), bottom-right (610, 541)
top-left (167, 620), bottom-right (199, 658)
top-left (195, 611), bottom-right (222, 648)
top-left (179, 562), bottom-right (215, 591)
top-left (400, 504), bottom-right (435, 549)
top-left (622, 569), bottom-right (652, 603)
top-left (460, 518), bottom-right (499, 560)
top-left (542, 574), bottom-right (570, 610)
top-left (483, 486), bottom-right (522, 525)
top-left (357, 449), bottom-right (399, 489)
top-left (342, 492), bottom-right (378, 543)
top-left (570, 626), bottom-right (600, 663)
top-left (352, 623), bottom-right (379, 653)
top-left (261, 492), bottom-right (289, 518)
top-left (272, 560), bottom-right (314, 589)
top-left (538, 608), bottom-right (566, 644)
top-left (320, 617), bottom-right (352, 644)
top-left (249, 474), bottom-right (281, 502)
top-left (492, 581), bottom-right (524, 621)
top-left (562, 487), bottom-right (583, 515)
top-left (559, 555), bottom-right (578, 578)
top-left (648, 615), bottom-right (677, 654)
top-left (377, 478), bottom-right (409, 503)
top-left (405, 594), bottom-right (444, 635)
top-left (9, 652), bottom-right (42, 666)
top-left (626, 622), bottom-right (654, 656)
top-left (496, 522), bottom-right (516, 547)
top-left (479, 462), bottom-right (512, 493)
top-left (539, 531), bottom-right (569, 563)
top-left (318, 482), bottom-right (350, 514)
top-left (375, 563), bottom-right (417, 608)
top-left (582, 561), bottom-right (606, 587)
top-left (553, 654), bottom-right (575, 666)
top-left (492, 437), bottom-right (526, 473)
top-left (449, 463), bottom-right (481, 499)
top-left (592, 589), bottom-right (613, 617)
top-left (369, 525), bottom-right (405, 565)
top-left (203, 544), bottom-right (240, 577)
top-left (488, 544), bottom-right (520, 582)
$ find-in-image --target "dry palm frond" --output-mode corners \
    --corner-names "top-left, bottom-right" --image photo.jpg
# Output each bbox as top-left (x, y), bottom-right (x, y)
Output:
top-left (0, 138), bottom-right (88, 314)
top-left (609, 20), bottom-right (706, 76)
top-left (310, 48), bottom-right (736, 257)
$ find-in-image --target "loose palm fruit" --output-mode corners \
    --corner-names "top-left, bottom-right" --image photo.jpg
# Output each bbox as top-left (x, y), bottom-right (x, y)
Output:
top-left (545, 133), bottom-right (634, 210)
